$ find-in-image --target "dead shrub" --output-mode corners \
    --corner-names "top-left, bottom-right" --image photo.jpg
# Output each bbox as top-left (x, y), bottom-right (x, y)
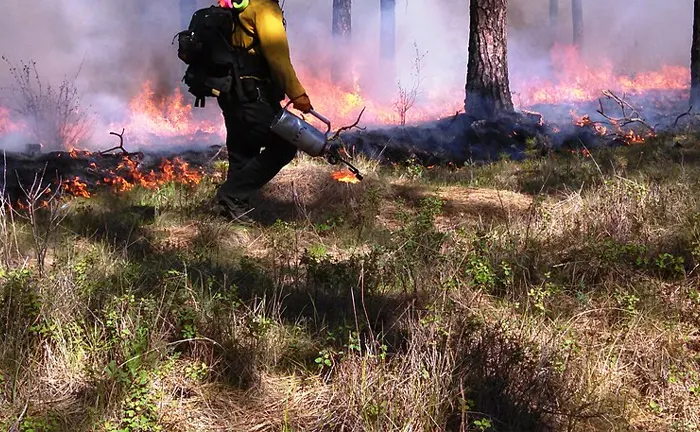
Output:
top-left (2, 57), bottom-right (93, 150)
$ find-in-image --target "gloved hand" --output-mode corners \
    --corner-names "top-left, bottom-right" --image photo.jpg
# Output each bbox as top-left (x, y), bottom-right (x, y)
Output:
top-left (292, 93), bottom-right (312, 113)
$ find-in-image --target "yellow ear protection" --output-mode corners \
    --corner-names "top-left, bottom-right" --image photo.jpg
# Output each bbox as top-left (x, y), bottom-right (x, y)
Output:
top-left (232, 0), bottom-right (249, 11)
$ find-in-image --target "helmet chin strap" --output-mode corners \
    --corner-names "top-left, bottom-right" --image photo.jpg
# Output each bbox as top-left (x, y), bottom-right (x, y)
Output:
top-left (232, 0), bottom-right (249, 10)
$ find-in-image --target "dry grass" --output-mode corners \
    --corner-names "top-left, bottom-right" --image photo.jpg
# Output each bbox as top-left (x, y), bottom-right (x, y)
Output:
top-left (1, 142), bottom-right (699, 431)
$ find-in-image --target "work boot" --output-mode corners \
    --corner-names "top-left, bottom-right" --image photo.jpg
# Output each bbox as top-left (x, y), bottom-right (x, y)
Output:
top-left (217, 195), bottom-right (255, 224)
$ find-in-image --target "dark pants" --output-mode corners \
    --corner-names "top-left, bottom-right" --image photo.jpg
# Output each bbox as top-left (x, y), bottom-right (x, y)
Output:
top-left (215, 82), bottom-right (297, 204)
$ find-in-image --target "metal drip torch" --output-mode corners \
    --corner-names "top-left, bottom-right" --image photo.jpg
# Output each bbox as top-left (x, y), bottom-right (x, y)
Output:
top-left (270, 104), bottom-right (363, 181)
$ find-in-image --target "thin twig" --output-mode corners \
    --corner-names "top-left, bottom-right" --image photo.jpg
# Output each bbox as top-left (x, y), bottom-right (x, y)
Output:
top-left (596, 90), bottom-right (654, 132)
top-left (330, 107), bottom-right (367, 142)
top-left (9, 401), bottom-right (29, 432)
top-left (674, 105), bottom-right (693, 126)
top-left (207, 145), bottom-right (225, 164)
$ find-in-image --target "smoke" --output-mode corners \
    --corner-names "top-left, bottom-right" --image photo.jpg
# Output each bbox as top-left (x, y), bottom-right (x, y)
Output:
top-left (0, 0), bottom-right (694, 150)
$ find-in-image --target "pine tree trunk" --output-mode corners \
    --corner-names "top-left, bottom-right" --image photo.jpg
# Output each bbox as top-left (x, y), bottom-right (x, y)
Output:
top-left (691, 0), bottom-right (700, 107)
top-left (549, 0), bottom-right (559, 48)
top-left (332, 0), bottom-right (352, 89)
top-left (572, 0), bottom-right (583, 48)
top-left (380, 0), bottom-right (396, 60)
top-left (464, 0), bottom-right (514, 119)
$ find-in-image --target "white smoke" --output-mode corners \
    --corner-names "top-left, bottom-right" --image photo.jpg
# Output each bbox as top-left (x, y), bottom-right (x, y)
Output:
top-left (0, 0), bottom-right (694, 150)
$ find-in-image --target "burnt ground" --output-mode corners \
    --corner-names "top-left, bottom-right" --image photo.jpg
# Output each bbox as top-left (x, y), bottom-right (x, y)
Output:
top-left (1, 89), bottom-right (697, 204)
top-left (0, 146), bottom-right (223, 203)
top-left (342, 90), bottom-right (694, 165)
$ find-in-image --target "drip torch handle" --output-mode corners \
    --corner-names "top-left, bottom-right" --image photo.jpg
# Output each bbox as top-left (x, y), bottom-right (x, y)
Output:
top-left (310, 109), bottom-right (332, 137)
top-left (282, 101), bottom-right (332, 139)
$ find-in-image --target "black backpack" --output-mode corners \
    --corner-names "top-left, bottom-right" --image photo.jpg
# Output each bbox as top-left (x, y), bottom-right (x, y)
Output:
top-left (175, 6), bottom-right (238, 108)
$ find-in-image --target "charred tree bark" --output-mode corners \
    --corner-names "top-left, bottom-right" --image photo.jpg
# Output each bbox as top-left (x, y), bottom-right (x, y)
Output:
top-left (380, 0), bottom-right (396, 60)
top-left (549, 0), bottom-right (559, 47)
top-left (691, 0), bottom-right (700, 107)
top-left (465, 0), bottom-right (514, 119)
top-left (332, 0), bottom-right (352, 89)
top-left (572, 0), bottom-right (583, 48)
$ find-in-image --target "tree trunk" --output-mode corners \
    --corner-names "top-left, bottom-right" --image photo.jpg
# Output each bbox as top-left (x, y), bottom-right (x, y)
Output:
top-left (179, 0), bottom-right (197, 29)
top-left (572, 0), bottom-right (583, 48)
top-left (692, 0), bottom-right (700, 107)
top-left (464, 0), bottom-right (514, 119)
top-left (332, 0), bottom-right (352, 89)
top-left (380, 0), bottom-right (396, 60)
top-left (549, 0), bottom-right (558, 48)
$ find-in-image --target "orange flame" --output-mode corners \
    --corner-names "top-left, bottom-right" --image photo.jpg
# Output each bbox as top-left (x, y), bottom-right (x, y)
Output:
top-left (517, 45), bottom-right (689, 106)
top-left (106, 45), bottom-right (689, 150)
top-left (62, 177), bottom-right (91, 198)
top-left (113, 81), bottom-right (224, 145)
top-left (296, 68), bottom-right (464, 127)
top-left (100, 155), bottom-right (204, 193)
top-left (331, 170), bottom-right (361, 184)
top-left (0, 44), bottom-right (688, 156)
top-left (68, 148), bottom-right (91, 159)
top-left (571, 111), bottom-right (607, 135)
top-left (622, 130), bottom-right (652, 145)
top-left (0, 106), bottom-right (25, 135)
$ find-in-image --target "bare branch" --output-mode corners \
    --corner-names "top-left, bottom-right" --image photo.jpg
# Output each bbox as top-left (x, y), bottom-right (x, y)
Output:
top-left (674, 105), bottom-right (694, 126)
top-left (596, 90), bottom-right (655, 132)
top-left (394, 42), bottom-right (426, 126)
top-left (330, 107), bottom-right (367, 142)
top-left (13, 163), bottom-right (67, 275)
top-left (2, 57), bottom-right (93, 150)
top-left (100, 128), bottom-right (135, 155)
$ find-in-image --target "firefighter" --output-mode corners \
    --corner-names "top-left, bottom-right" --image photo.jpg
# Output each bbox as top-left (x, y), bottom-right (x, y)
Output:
top-left (214, 0), bottom-right (312, 222)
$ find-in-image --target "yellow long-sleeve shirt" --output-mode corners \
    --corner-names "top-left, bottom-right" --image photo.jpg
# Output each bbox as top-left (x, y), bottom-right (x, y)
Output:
top-left (231, 0), bottom-right (307, 101)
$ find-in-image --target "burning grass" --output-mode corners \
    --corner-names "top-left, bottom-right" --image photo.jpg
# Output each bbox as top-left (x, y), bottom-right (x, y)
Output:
top-left (0, 139), bottom-right (699, 431)
top-left (515, 45), bottom-right (690, 106)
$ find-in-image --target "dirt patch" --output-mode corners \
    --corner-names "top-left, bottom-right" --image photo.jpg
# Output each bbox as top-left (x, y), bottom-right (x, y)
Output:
top-left (151, 224), bottom-right (199, 250)
top-left (157, 368), bottom-right (325, 431)
top-left (384, 182), bottom-right (533, 230)
top-left (254, 164), bottom-right (534, 230)
top-left (437, 185), bottom-right (532, 217)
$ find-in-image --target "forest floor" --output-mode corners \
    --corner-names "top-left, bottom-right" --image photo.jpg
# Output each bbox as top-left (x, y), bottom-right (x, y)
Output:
top-left (1, 132), bottom-right (699, 432)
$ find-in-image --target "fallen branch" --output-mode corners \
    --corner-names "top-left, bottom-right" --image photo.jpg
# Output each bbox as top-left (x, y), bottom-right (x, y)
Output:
top-left (596, 90), bottom-right (655, 132)
top-left (100, 129), bottom-right (135, 155)
top-left (521, 109), bottom-right (545, 127)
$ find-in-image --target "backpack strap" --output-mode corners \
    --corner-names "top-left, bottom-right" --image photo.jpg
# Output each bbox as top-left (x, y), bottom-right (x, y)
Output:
top-left (233, 12), bottom-right (261, 52)
top-left (228, 11), bottom-right (266, 102)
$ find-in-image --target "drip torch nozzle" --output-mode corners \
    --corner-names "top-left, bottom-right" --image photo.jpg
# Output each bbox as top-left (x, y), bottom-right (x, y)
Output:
top-left (325, 143), bottom-right (363, 181)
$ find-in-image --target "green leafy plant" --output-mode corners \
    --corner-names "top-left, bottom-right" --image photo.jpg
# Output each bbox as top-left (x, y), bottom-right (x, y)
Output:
top-left (614, 288), bottom-right (641, 315)
top-left (466, 254), bottom-right (496, 291)
top-left (473, 417), bottom-right (493, 431)
top-left (655, 253), bottom-right (685, 278)
top-left (315, 349), bottom-right (333, 370)
top-left (18, 414), bottom-right (59, 432)
top-left (527, 273), bottom-right (560, 314)
top-left (178, 307), bottom-right (199, 339)
top-left (185, 361), bottom-right (209, 382)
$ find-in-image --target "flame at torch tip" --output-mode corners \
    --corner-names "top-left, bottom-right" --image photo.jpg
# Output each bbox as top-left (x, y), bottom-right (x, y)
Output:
top-left (331, 170), bottom-right (361, 184)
